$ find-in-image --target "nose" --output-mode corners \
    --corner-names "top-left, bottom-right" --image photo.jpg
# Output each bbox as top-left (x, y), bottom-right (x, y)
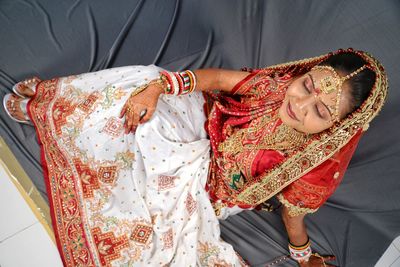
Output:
top-left (293, 94), bottom-right (317, 114)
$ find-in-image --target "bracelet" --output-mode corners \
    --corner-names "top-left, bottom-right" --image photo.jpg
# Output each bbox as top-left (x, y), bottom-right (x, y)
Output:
top-left (289, 237), bottom-right (310, 250)
top-left (288, 238), bottom-right (312, 263)
top-left (160, 70), bottom-right (197, 96)
top-left (129, 78), bottom-right (166, 98)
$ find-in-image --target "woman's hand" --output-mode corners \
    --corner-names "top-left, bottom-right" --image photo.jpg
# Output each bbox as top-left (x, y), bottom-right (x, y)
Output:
top-left (298, 254), bottom-right (336, 267)
top-left (119, 82), bottom-right (164, 134)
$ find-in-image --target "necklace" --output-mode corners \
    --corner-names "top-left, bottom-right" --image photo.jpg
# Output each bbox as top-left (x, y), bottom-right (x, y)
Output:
top-left (217, 114), bottom-right (309, 155)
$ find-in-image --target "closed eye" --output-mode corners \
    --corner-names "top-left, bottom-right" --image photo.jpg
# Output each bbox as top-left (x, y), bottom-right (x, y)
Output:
top-left (303, 74), bottom-right (315, 94)
top-left (303, 80), bottom-right (311, 94)
top-left (316, 102), bottom-right (331, 119)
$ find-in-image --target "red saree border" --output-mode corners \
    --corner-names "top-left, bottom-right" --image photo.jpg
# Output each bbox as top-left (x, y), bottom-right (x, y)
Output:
top-left (27, 79), bottom-right (95, 267)
top-left (27, 81), bottom-right (67, 265)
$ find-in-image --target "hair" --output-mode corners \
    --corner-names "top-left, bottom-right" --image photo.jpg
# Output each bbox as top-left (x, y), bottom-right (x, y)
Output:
top-left (320, 52), bottom-right (376, 116)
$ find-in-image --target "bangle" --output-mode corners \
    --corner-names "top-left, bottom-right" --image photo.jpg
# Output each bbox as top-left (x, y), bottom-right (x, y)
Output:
top-left (160, 70), bottom-right (197, 96)
top-left (289, 237), bottom-right (310, 250)
top-left (288, 238), bottom-right (312, 263)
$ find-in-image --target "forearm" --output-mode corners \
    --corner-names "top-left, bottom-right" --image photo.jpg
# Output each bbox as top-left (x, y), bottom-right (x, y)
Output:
top-left (281, 205), bottom-right (308, 246)
top-left (193, 68), bottom-right (249, 93)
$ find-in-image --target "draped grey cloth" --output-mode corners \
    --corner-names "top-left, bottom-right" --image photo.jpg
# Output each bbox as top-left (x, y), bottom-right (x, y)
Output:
top-left (1, 1), bottom-right (399, 266)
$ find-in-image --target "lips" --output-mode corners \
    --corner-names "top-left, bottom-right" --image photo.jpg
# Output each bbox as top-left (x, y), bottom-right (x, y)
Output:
top-left (287, 101), bottom-right (299, 121)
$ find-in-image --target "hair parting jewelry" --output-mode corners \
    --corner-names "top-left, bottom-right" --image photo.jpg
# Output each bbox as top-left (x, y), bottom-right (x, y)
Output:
top-left (311, 64), bottom-right (367, 122)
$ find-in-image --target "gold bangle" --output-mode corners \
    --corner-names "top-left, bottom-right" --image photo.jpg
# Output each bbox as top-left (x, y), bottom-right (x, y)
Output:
top-left (288, 237), bottom-right (311, 250)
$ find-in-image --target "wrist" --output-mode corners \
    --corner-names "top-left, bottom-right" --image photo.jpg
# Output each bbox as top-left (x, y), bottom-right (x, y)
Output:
top-left (152, 81), bottom-right (165, 95)
top-left (289, 237), bottom-right (312, 263)
top-left (160, 70), bottom-right (197, 96)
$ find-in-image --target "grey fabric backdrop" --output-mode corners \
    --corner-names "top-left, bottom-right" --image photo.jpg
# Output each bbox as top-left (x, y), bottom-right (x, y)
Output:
top-left (0, 0), bottom-right (399, 266)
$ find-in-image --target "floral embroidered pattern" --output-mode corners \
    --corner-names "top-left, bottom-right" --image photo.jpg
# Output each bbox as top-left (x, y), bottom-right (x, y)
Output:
top-left (115, 150), bottom-right (135, 169)
top-left (77, 92), bottom-right (101, 113)
top-left (185, 193), bottom-right (197, 216)
top-left (29, 79), bottom-right (95, 266)
top-left (28, 67), bottom-right (261, 266)
top-left (162, 228), bottom-right (173, 249)
top-left (130, 223), bottom-right (153, 246)
top-left (52, 97), bottom-right (79, 136)
top-left (98, 165), bottom-right (118, 184)
top-left (101, 85), bottom-right (127, 109)
top-left (198, 241), bottom-right (233, 267)
top-left (102, 116), bottom-right (124, 137)
top-left (158, 175), bottom-right (178, 191)
top-left (92, 227), bottom-right (129, 267)
top-left (73, 157), bottom-right (100, 199)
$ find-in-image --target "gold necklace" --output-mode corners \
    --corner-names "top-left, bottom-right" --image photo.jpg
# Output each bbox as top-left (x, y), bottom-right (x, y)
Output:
top-left (217, 115), bottom-right (309, 155)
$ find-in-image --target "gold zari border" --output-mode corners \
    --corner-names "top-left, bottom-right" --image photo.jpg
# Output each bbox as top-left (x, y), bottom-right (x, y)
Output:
top-left (276, 193), bottom-right (318, 217)
top-left (236, 50), bottom-right (388, 205)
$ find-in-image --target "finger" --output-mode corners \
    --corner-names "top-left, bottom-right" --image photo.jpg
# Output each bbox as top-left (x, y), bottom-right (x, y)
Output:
top-left (123, 112), bottom-right (130, 133)
top-left (323, 256), bottom-right (336, 261)
top-left (131, 109), bottom-right (140, 128)
top-left (128, 110), bottom-right (140, 134)
top-left (140, 109), bottom-right (153, 123)
top-left (126, 112), bottom-right (135, 134)
top-left (124, 108), bottom-right (134, 133)
top-left (120, 105), bottom-right (126, 118)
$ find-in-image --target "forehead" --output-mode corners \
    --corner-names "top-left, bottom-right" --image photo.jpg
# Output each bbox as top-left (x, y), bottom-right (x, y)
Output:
top-left (308, 69), bottom-right (337, 104)
top-left (306, 69), bottom-right (352, 117)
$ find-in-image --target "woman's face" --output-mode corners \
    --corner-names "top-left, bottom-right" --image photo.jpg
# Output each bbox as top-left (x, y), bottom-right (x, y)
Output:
top-left (279, 69), bottom-right (352, 134)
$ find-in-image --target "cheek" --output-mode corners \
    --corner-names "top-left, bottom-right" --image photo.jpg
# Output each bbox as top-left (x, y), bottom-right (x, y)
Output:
top-left (302, 116), bottom-right (332, 134)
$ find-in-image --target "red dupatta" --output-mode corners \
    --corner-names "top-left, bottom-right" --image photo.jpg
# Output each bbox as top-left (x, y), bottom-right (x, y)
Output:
top-left (204, 49), bottom-right (388, 215)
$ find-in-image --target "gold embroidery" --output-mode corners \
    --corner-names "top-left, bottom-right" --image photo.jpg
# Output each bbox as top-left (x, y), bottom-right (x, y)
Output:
top-left (218, 114), bottom-right (310, 155)
top-left (276, 193), bottom-right (318, 217)
top-left (236, 51), bottom-right (388, 205)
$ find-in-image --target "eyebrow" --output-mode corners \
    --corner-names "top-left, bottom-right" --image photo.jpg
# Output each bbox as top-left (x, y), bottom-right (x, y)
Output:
top-left (307, 73), bottom-right (333, 118)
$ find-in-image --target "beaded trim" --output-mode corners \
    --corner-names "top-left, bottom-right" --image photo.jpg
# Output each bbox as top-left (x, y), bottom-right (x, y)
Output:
top-left (276, 193), bottom-right (318, 216)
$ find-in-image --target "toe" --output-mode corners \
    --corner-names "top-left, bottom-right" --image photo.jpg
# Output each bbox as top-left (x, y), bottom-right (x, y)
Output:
top-left (7, 97), bottom-right (25, 120)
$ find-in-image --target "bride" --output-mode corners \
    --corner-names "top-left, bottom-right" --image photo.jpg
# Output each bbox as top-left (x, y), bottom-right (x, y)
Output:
top-left (3, 48), bottom-right (387, 266)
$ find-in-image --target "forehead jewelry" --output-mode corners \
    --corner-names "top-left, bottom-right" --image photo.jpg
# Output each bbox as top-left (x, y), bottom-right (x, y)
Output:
top-left (311, 65), bottom-right (367, 122)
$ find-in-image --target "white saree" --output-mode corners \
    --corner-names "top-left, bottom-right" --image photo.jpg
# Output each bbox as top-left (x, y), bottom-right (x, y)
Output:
top-left (28, 65), bottom-right (247, 266)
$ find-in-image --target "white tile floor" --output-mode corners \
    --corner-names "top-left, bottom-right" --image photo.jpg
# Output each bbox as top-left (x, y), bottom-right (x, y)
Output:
top-left (0, 162), bottom-right (63, 267)
top-left (375, 236), bottom-right (400, 267)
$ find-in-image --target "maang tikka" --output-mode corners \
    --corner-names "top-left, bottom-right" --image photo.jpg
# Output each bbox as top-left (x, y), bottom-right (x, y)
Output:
top-left (311, 65), bottom-right (367, 122)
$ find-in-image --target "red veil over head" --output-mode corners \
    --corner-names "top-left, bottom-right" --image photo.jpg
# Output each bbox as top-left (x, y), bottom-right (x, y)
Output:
top-left (204, 49), bottom-right (388, 215)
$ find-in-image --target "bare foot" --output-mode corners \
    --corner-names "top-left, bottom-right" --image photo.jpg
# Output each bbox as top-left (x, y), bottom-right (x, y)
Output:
top-left (5, 94), bottom-right (30, 122)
